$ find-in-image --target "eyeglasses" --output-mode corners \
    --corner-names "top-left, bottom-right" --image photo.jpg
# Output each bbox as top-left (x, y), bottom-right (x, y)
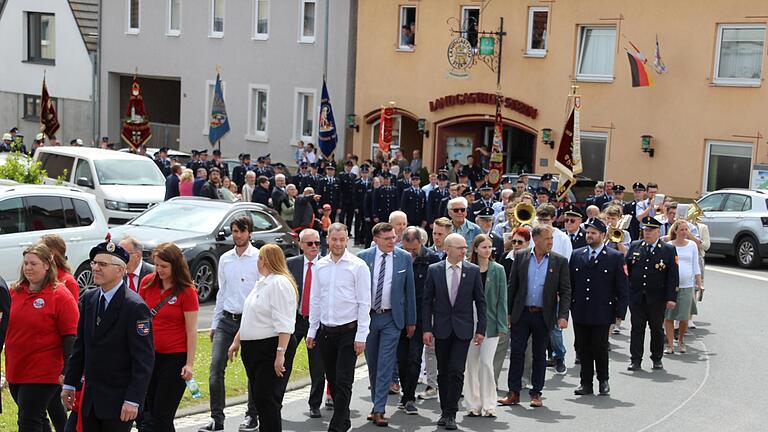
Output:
top-left (302, 241), bottom-right (321, 247)
top-left (90, 260), bottom-right (123, 269)
top-left (565, 218), bottom-right (580, 223)
top-left (511, 240), bottom-right (525, 245)
top-left (449, 245), bottom-right (468, 250)
top-left (451, 208), bottom-right (467, 213)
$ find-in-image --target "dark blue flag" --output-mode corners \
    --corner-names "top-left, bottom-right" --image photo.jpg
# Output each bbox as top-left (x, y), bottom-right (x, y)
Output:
top-left (209, 73), bottom-right (230, 146)
top-left (317, 80), bottom-right (338, 159)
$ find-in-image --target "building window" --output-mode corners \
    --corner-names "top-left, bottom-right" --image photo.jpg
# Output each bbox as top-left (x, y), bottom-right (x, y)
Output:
top-left (247, 85), bottom-right (269, 141)
top-left (211, 0), bottom-right (224, 37)
top-left (127, 0), bottom-right (139, 33)
top-left (461, 6), bottom-right (480, 49)
top-left (295, 90), bottom-right (315, 142)
top-left (203, 80), bottom-right (224, 135)
top-left (254, 0), bottom-right (269, 39)
top-left (579, 132), bottom-right (608, 181)
top-left (526, 7), bottom-right (548, 56)
top-left (371, 115), bottom-right (402, 160)
top-left (704, 141), bottom-right (753, 192)
top-left (299, 0), bottom-right (316, 43)
top-left (23, 94), bottom-right (56, 120)
top-left (398, 6), bottom-right (416, 51)
top-left (714, 24), bottom-right (766, 86)
top-left (27, 12), bottom-right (55, 63)
top-left (576, 26), bottom-right (617, 82)
top-left (167, 0), bottom-right (181, 35)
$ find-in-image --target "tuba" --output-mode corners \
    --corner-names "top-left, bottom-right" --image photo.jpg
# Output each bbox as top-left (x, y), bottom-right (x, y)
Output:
top-left (607, 215), bottom-right (632, 244)
top-left (513, 202), bottom-right (536, 227)
top-left (687, 201), bottom-right (703, 222)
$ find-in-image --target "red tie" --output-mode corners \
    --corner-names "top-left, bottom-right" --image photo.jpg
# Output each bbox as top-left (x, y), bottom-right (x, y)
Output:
top-left (129, 274), bottom-right (137, 292)
top-left (301, 262), bottom-right (312, 317)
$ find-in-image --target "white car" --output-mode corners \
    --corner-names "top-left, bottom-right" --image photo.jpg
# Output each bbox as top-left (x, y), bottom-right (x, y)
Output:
top-left (118, 147), bottom-right (192, 166)
top-left (34, 147), bottom-right (166, 225)
top-left (0, 184), bottom-right (108, 290)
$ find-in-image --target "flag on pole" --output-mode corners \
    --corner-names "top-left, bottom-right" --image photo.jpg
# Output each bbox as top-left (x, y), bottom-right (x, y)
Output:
top-left (487, 93), bottom-right (505, 189)
top-left (120, 76), bottom-right (152, 150)
top-left (317, 80), bottom-right (338, 159)
top-left (379, 105), bottom-right (395, 155)
top-left (626, 40), bottom-right (654, 87)
top-left (40, 77), bottom-right (60, 139)
top-left (554, 101), bottom-right (582, 201)
top-left (208, 72), bottom-right (230, 146)
top-left (652, 35), bottom-right (668, 74)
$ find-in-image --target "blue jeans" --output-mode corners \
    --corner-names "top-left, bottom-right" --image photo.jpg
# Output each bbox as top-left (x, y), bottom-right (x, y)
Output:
top-left (549, 326), bottom-right (567, 361)
top-left (365, 313), bottom-right (400, 413)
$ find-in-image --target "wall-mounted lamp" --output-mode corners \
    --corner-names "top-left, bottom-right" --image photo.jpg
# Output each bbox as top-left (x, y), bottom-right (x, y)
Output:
top-left (541, 128), bottom-right (555, 149)
top-left (347, 114), bottom-right (359, 132)
top-left (417, 118), bottom-right (430, 138)
top-left (641, 134), bottom-right (655, 157)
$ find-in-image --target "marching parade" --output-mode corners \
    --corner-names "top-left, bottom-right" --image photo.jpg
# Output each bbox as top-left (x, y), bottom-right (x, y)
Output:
top-left (2, 0), bottom-right (768, 431)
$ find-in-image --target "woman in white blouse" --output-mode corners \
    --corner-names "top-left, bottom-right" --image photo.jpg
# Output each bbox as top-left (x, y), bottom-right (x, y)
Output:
top-left (663, 220), bottom-right (701, 354)
top-left (228, 244), bottom-right (298, 431)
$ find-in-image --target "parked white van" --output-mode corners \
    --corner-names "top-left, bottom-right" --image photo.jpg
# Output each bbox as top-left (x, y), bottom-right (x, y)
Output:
top-left (34, 147), bottom-right (166, 225)
top-left (0, 184), bottom-right (108, 291)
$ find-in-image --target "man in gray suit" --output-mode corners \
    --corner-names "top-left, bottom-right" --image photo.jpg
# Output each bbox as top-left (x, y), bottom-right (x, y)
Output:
top-left (423, 233), bottom-right (486, 430)
top-left (358, 223), bottom-right (416, 427)
top-left (498, 225), bottom-right (571, 408)
top-left (119, 236), bottom-right (155, 293)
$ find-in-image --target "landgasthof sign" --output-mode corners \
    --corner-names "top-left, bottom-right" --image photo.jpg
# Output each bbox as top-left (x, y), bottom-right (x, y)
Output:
top-left (428, 92), bottom-right (538, 119)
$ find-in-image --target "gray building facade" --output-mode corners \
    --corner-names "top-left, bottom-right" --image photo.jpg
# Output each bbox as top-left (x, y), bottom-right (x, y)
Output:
top-left (99, 0), bottom-right (357, 166)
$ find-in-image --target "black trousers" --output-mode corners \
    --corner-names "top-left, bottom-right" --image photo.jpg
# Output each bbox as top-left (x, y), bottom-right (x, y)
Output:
top-left (397, 324), bottom-right (424, 403)
top-left (434, 333), bottom-right (471, 418)
top-left (630, 300), bottom-right (666, 363)
top-left (145, 352), bottom-right (187, 432)
top-left (508, 308), bottom-right (550, 395)
top-left (574, 324), bottom-right (610, 385)
top-left (353, 209), bottom-right (365, 244)
top-left (82, 412), bottom-right (132, 432)
top-left (9, 383), bottom-right (62, 432)
top-left (242, 337), bottom-right (296, 432)
top-left (340, 204), bottom-right (355, 235)
top-left (318, 325), bottom-right (357, 432)
top-left (284, 315), bottom-right (326, 409)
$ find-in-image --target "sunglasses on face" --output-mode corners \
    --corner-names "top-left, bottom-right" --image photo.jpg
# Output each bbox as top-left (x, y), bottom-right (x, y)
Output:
top-left (451, 208), bottom-right (467, 213)
top-left (303, 241), bottom-right (321, 246)
top-left (566, 218), bottom-right (579, 223)
top-left (511, 239), bottom-right (525, 245)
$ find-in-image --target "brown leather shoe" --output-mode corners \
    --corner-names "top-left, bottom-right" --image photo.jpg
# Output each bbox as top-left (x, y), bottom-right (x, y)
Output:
top-left (372, 412), bottom-right (388, 427)
top-left (497, 392), bottom-right (520, 406)
top-left (530, 393), bottom-right (543, 408)
top-left (367, 413), bottom-right (374, 421)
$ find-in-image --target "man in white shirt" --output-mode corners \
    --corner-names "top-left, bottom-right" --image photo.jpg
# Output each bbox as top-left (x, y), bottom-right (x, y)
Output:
top-left (118, 236), bottom-right (154, 293)
top-left (307, 223), bottom-right (371, 432)
top-left (201, 217), bottom-right (260, 432)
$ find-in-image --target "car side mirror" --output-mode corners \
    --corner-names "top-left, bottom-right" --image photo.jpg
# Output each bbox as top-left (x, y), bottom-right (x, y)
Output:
top-left (217, 227), bottom-right (232, 241)
top-left (76, 177), bottom-right (94, 188)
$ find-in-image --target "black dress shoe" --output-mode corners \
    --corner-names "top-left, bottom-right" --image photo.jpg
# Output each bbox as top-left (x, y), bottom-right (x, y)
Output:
top-left (599, 380), bottom-right (610, 395)
top-left (574, 385), bottom-right (594, 396)
top-left (627, 362), bottom-right (641, 371)
top-left (445, 417), bottom-right (458, 430)
top-left (309, 407), bottom-right (322, 418)
top-left (652, 360), bottom-right (664, 370)
top-left (437, 416), bottom-right (447, 427)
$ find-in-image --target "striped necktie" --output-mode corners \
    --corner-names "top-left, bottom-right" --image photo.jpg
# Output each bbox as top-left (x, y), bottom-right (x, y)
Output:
top-left (373, 253), bottom-right (387, 311)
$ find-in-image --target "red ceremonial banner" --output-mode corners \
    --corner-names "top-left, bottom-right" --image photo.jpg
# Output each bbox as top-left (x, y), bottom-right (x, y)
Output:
top-left (488, 94), bottom-right (504, 189)
top-left (379, 106), bottom-right (394, 154)
top-left (40, 78), bottom-right (60, 139)
top-left (121, 78), bottom-right (152, 150)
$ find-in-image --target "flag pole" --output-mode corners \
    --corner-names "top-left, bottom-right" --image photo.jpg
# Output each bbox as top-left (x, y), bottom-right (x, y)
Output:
top-left (323, 0), bottom-right (329, 80)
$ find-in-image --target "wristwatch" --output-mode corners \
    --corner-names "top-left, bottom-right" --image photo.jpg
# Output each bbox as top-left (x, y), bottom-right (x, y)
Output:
top-left (276, 347), bottom-right (286, 352)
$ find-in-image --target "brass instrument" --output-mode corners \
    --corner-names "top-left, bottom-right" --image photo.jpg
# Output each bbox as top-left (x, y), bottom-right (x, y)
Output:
top-left (686, 201), bottom-right (703, 222)
top-left (513, 202), bottom-right (536, 227)
top-left (607, 215), bottom-right (632, 244)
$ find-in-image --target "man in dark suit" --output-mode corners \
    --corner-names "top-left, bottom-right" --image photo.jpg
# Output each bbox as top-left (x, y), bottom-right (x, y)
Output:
top-left (373, 174), bottom-right (398, 226)
top-left (338, 160), bottom-right (357, 235)
top-left (569, 219), bottom-right (629, 396)
top-left (200, 167), bottom-right (222, 200)
top-left (474, 207), bottom-right (505, 262)
top-left (62, 238), bottom-right (154, 432)
top-left (624, 182), bottom-right (646, 241)
top-left (232, 154), bottom-right (253, 194)
top-left (293, 187), bottom-right (320, 231)
top-left (164, 164), bottom-right (182, 201)
top-left (358, 223), bottom-right (416, 426)
top-left (271, 173), bottom-right (288, 213)
top-left (318, 165), bottom-right (341, 222)
top-left (426, 174), bottom-right (450, 227)
top-left (192, 167), bottom-right (208, 197)
top-left (400, 175), bottom-right (427, 228)
top-left (423, 233), bottom-right (486, 430)
top-left (562, 205), bottom-right (588, 249)
top-left (119, 236), bottom-right (155, 294)
top-left (207, 149), bottom-right (230, 180)
top-left (251, 176), bottom-right (272, 207)
top-left (285, 229), bottom-right (326, 418)
top-left (626, 216), bottom-right (679, 371)
top-left (469, 182), bottom-right (496, 223)
top-left (499, 225), bottom-right (571, 408)
top-left (353, 165), bottom-right (372, 245)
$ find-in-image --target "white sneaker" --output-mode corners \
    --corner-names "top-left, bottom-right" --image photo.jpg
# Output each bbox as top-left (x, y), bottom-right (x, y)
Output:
top-left (689, 320), bottom-right (697, 329)
top-left (418, 386), bottom-right (438, 400)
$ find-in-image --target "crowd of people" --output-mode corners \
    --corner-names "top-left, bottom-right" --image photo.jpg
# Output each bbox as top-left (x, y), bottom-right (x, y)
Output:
top-left (0, 147), bottom-right (711, 432)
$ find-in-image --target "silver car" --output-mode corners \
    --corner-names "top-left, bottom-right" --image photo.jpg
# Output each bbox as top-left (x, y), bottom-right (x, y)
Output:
top-left (697, 189), bottom-right (768, 268)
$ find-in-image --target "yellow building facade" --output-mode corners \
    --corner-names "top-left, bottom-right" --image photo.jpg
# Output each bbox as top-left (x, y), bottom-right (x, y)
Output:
top-left (351, 0), bottom-right (768, 198)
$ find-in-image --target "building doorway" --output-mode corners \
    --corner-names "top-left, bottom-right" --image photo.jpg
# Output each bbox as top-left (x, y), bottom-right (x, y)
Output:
top-left (435, 119), bottom-right (535, 173)
top-left (118, 75), bottom-right (181, 149)
top-left (370, 114), bottom-right (420, 162)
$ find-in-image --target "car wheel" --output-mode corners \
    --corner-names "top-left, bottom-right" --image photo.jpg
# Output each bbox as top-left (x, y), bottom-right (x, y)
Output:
top-left (736, 236), bottom-right (761, 268)
top-left (74, 262), bottom-right (97, 298)
top-left (192, 259), bottom-right (216, 303)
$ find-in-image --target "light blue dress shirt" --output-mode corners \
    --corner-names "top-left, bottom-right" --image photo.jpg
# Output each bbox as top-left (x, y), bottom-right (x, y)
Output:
top-left (525, 250), bottom-right (549, 307)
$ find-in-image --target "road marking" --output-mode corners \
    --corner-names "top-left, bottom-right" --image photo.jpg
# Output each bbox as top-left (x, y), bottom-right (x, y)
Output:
top-left (707, 265), bottom-right (768, 282)
top-left (636, 339), bottom-right (711, 432)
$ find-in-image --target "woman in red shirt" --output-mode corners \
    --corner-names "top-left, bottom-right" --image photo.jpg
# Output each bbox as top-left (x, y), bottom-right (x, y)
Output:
top-left (40, 234), bottom-right (80, 301)
top-left (5, 244), bottom-right (79, 432)
top-left (139, 242), bottom-right (199, 432)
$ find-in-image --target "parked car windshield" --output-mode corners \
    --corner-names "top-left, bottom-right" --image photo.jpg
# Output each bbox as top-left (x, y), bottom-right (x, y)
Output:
top-left (94, 159), bottom-right (165, 186)
top-left (127, 202), bottom-right (227, 233)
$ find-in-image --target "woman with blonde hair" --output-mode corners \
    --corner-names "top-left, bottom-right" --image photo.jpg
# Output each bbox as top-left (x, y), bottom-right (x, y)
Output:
top-left (228, 244), bottom-right (298, 431)
top-left (179, 168), bottom-right (195, 196)
top-left (664, 220), bottom-right (701, 354)
top-left (5, 244), bottom-right (79, 431)
top-left (39, 234), bottom-right (80, 300)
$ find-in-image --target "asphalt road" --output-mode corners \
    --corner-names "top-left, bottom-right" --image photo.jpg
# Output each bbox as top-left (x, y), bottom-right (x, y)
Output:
top-left (178, 257), bottom-right (768, 431)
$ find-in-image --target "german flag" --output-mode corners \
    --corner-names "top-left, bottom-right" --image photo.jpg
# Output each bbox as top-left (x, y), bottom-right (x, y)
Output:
top-left (627, 50), bottom-right (654, 87)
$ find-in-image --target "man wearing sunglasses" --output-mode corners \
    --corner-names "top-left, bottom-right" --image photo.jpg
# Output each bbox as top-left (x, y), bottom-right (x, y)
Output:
top-left (447, 197), bottom-right (482, 255)
top-left (561, 205), bottom-right (587, 250)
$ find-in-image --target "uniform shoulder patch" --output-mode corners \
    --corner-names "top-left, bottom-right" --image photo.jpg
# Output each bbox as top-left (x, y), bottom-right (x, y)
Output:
top-left (136, 319), bottom-right (151, 336)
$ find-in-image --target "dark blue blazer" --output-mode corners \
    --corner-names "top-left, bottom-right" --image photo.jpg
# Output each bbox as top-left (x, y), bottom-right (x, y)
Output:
top-left (164, 173), bottom-right (180, 201)
top-left (400, 188), bottom-right (427, 226)
top-left (64, 283), bottom-right (154, 420)
top-left (626, 240), bottom-right (679, 305)
top-left (569, 246), bottom-right (629, 325)
top-left (422, 260), bottom-right (486, 340)
top-left (192, 177), bottom-right (206, 196)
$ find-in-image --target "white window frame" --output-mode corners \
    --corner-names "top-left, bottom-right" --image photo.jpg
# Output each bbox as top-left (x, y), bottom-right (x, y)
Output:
top-left (126, 0), bottom-right (140, 34)
top-left (575, 25), bottom-right (617, 82)
top-left (713, 23), bottom-right (766, 87)
top-left (246, 84), bottom-right (270, 142)
top-left (253, 0), bottom-right (270, 40)
top-left (461, 5), bottom-right (481, 49)
top-left (525, 6), bottom-right (548, 57)
top-left (203, 80), bottom-right (225, 135)
top-left (370, 115), bottom-right (402, 159)
top-left (210, 0), bottom-right (225, 38)
top-left (166, 0), bottom-right (181, 36)
top-left (703, 140), bottom-right (754, 192)
top-left (579, 131), bottom-right (609, 181)
top-left (299, 0), bottom-right (316, 44)
top-left (397, 5), bottom-right (416, 52)
top-left (294, 88), bottom-right (317, 144)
